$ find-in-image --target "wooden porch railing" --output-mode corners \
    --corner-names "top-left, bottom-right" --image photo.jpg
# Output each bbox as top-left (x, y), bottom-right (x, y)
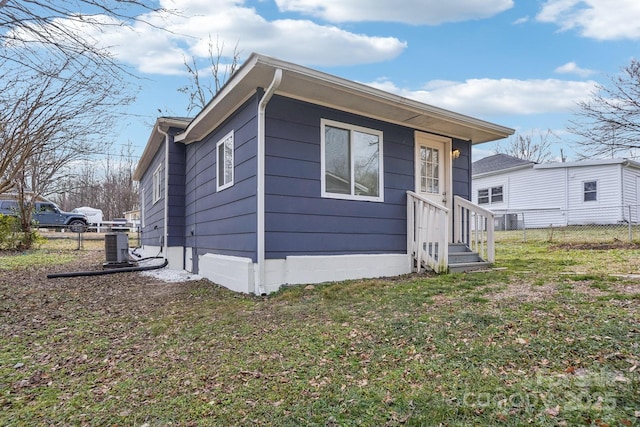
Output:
top-left (453, 195), bottom-right (495, 263)
top-left (407, 191), bottom-right (449, 273)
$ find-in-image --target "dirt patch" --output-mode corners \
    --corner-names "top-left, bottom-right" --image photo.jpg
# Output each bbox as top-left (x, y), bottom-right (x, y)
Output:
top-left (485, 277), bottom-right (639, 302)
top-left (486, 280), bottom-right (557, 302)
top-left (0, 250), bottom-right (213, 337)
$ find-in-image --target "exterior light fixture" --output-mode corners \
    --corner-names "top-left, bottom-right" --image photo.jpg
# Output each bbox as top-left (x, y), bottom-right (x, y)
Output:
top-left (452, 148), bottom-right (461, 159)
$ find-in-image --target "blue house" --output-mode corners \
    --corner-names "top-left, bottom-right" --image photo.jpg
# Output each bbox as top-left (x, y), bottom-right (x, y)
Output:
top-left (133, 53), bottom-right (513, 294)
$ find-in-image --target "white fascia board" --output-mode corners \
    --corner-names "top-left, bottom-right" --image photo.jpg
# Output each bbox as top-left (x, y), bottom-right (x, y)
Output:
top-left (133, 117), bottom-right (189, 181)
top-left (257, 54), bottom-right (513, 136)
top-left (533, 158), bottom-right (636, 169)
top-left (175, 53), bottom-right (514, 146)
top-left (174, 55), bottom-right (261, 145)
top-left (472, 163), bottom-right (534, 179)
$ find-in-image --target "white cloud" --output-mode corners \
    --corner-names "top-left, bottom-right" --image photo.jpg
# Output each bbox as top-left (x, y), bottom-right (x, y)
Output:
top-left (512, 16), bottom-right (529, 25)
top-left (554, 61), bottom-right (596, 77)
top-left (365, 77), bottom-right (598, 118)
top-left (9, 0), bottom-right (407, 75)
top-left (275, 0), bottom-right (514, 24)
top-left (137, 1), bottom-right (406, 73)
top-left (537, 0), bottom-right (640, 40)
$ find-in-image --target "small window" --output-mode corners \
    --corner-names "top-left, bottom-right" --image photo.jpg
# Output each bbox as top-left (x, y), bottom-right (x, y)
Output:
top-left (478, 189), bottom-right (489, 204)
top-left (584, 181), bottom-right (597, 202)
top-left (321, 119), bottom-right (383, 202)
top-left (217, 131), bottom-right (234, 191)
top-left (478, 186), bottom-right (503, 205)
top-left (491, 186), bottom-right (503, 203)
top-left (152, 164), bottom-right (162, 204)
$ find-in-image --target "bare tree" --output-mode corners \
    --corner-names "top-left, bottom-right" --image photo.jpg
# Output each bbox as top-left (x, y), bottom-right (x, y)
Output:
top-left (0, 1), bottom-right (166, 78)
top-left (494, 130), bottom-right (555, 163)
top-left (178, 35), bottom-right (241, 115)
top-left (569, 59), bottom-right (640, 159)
top-left (0, 56), bottom-right (131, 246)
top-left (54, 142), bottom-right (139, 220)
top-left (0, 1), bottom-right (170, 247)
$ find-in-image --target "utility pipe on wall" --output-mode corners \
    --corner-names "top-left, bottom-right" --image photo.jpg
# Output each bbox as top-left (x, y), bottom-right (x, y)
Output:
top-left (157, 127), bottom-right (170, 260)
top-left (256, 68), bottom-right (283, 295)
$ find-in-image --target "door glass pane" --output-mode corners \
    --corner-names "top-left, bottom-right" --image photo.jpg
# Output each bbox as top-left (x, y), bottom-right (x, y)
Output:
top-left (325, 126), bottom-right (351, 194)
top-left (420, 145), bottom-right (439, 194)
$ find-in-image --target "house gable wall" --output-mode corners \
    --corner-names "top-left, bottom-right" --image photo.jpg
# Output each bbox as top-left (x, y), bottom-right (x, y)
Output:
top-left (184, 93), bottom-right (260, 263)
top-left (139, 140), bottom-right (165, 247)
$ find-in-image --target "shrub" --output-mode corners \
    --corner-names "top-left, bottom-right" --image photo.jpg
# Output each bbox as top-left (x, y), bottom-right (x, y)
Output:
top-left (0, 214), bottom-right (41, 250)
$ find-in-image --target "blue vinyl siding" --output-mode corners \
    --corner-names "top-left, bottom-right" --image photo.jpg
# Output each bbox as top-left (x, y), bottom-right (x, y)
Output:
top-left (167, 140), bottom-right (186, 247)
top-left (184, 94), bottom-right (260, 262)
top-left (142, 92), bottom-right (474, 266)
top-left (140, 141), bottom-right (165, 247)
top-left (452, 141), bottom-right (472, 200)
top-left (264, 95), bottom-right (414, 258)
top-left (139, 129), bottom-right (187, 248)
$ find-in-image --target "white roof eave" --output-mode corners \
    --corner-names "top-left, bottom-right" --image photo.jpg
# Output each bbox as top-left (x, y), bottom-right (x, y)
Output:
top-left (133, 117), bottom-right (190, 181)
top-left (175, 53), bottom-right (514, 145)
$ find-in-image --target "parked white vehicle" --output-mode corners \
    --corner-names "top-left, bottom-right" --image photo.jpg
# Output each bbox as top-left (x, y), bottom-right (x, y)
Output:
top-left (72, 206), bottom-right (103, 225)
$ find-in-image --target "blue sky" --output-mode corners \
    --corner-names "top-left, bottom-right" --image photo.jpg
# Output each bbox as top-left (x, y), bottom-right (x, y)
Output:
top-left (58, 0), bottom-right (640, 161)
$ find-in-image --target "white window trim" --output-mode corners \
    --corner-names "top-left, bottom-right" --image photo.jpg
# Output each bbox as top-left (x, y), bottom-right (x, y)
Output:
top-left (216, 130), bottom-right (235, 192)
top-left (477, 188), bottom-right (489, 204)
top-left (320, 118), bottom-right (384, 202)
top-left (152, 164), bottom-right (162, 205)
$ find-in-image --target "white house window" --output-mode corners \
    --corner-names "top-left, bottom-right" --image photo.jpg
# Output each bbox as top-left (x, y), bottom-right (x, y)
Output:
top-left (321, 119), bottom-right (383, 202)
top-left (478, 189), bottom-right (489, 204)
top-left (478, 186), bottom-right (503, 205)
top-left (584, 180), bottom-right (597, 201)
top-left (152, 164), bottom-right (162, 204)
top-left (217, 131), bottom-right (234, 191)
top-left (491, 186), bottom-right (503, 203)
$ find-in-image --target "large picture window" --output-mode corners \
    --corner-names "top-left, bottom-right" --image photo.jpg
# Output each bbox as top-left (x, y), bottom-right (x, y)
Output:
top-left (321, 119), bottom-right (383, 202)
top-left (217, 131), bottom-right (234, 191)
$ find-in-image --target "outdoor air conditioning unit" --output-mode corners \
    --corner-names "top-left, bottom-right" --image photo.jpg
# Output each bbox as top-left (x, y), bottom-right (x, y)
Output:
top-left (104, 232), bottom-right (132, 267)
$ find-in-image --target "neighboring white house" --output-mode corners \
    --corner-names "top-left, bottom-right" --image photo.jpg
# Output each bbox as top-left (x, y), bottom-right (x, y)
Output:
top-left (472, 154), bottom-right (640, 228)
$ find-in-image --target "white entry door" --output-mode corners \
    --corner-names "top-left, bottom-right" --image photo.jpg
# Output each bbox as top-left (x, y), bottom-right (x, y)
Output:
top-left (415, 132), bottom-right (451, 208)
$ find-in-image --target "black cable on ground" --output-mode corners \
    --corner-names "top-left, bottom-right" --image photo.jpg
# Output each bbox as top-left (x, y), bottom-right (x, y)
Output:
top-left (47, 259), bottom-right (168, 279)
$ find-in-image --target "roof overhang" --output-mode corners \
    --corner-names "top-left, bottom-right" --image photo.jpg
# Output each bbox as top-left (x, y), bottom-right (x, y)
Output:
top-left (533, 158), bottom-right (640, 169)
top-left (473, 163), bottom-right (534, 178)
top-left (176, 53), bottom-right (514, 145)
top-left (133, 117), bottom-right (190, 181)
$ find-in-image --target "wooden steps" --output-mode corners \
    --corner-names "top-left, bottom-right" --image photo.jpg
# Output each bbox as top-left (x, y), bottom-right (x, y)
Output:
top-left (447, 243), bottom-right (492, 273)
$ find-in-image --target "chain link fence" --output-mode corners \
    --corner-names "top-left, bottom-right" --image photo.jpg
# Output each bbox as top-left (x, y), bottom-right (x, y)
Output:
top-left (492, 205), bottom-right (640, 243)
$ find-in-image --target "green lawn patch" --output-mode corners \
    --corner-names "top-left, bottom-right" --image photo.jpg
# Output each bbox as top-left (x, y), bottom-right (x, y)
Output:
top-left (0, 238), bottom-right (638, 425)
